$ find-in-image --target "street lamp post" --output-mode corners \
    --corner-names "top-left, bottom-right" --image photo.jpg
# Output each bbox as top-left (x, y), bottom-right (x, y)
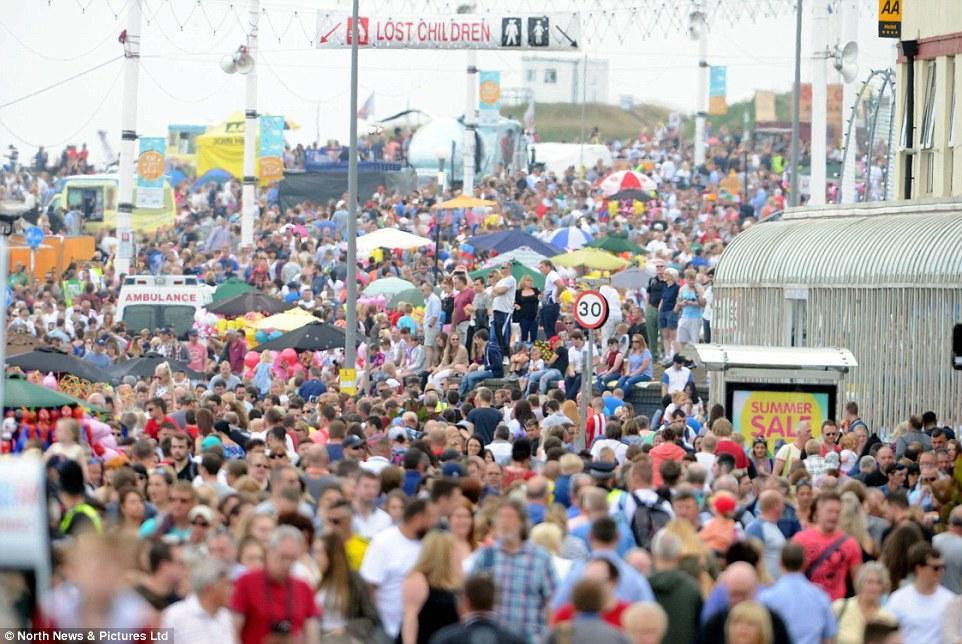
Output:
top-left (689, 7), bottom-right (708, 170)
top-left (116, 0), bottom-right (142, 276)
top-left (344, 0), bottom-right (360, 370)
top-left (434, 147), bottom-right (449, 283)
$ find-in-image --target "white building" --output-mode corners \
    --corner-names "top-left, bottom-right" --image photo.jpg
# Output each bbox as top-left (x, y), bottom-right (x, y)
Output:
top-left (520, 56), bottom-right (609, 104)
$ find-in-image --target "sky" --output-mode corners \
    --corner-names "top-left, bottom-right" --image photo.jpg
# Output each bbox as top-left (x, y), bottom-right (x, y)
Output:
top-left (0, 0), bottom-right (897, 166)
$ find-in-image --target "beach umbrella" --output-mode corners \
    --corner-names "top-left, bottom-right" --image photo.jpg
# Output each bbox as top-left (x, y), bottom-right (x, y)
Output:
top-left (356, 229), bottom-right (433, 253)
top-left (481, 246), bottom-right (549, 269)
top-left (438, 195), bottom-right (497, 209)
top-left (552, 248), bottom-right (628, 271)
top-left (254, 307), bottom-right (319, 331)
top-left (549, 226), bottom-right (593, 250)
top-left (254, 322), bottom-right (353, 352)
top-left (599, 170), bottom-right (657, 197)
top-left (466, 230), bottom-right (561, 257)
top-left (212, 277), bottom-right (253, 303)
top-left (611, 266), bottom-right (656, 290)
top-left (470, 260), bottom-right (545, 290)
top-left (588, 235), bottom-right (646, 255)
top-left (207, 292), bottom-right (292, 317)
top-left (7, 348), bottom-right (111, 382)
top-left (108, 353), bottom-right (206, 382)
top-left (2, 377), bottom-right (98, 410)
top-left (193, 168), bottom-right (232, 190)
top-left (607, 188), bottom-right (655, 202)
top-left (363, 277), bottom-right (418, 298)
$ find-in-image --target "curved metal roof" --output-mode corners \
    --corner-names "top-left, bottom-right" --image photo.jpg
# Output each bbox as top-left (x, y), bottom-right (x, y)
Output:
top-left (715, 200), bottom-right (962, 287)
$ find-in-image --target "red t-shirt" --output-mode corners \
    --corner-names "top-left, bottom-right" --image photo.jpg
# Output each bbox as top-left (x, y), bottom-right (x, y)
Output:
top-left (229, 569), bottom-right (320, 644)
top-left (502, 465), bottom-right (535, 489)
top-left (715, 439), bottom-right (750, 469)
top-left (144, 416), bottom-right (176, 440)
top-left (792, 528), bottom-right (862, 600)
top-left (552, 600), bottom-right (631, 628)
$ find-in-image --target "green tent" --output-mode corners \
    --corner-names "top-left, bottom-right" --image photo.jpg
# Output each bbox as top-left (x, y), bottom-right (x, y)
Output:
top-left (587, 234), bottom-right (646, 255)
top-left (2, 378), bottom-right (100, 410)
top-left (470, 260), bottom-right (545, 290)
top-left (212, 277), bottom-right (254, 303)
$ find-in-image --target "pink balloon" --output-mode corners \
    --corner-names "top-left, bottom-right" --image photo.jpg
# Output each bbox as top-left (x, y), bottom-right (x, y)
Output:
top-left (281, 348), bottom-right (298, 366)
top-left (244, 351), bottom-right (260, 369)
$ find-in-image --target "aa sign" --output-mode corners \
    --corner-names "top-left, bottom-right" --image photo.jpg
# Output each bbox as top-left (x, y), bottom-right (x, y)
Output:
top-left (878, 0), bottom-right (901, 38)
top-left (729, 387), bottom-right (831, 450)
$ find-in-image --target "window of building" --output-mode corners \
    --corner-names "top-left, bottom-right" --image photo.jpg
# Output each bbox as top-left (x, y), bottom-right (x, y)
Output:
top-left (544, 68), bottom-right (557, 84)
top-left (525, 69), bottom-right (536, 83)
top-left (920, 60), bottom-right (937, 149)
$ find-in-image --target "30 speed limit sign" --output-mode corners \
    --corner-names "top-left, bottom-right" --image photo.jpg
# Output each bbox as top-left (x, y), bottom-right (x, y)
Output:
top-left (573, 290), bottom-right (609, 329)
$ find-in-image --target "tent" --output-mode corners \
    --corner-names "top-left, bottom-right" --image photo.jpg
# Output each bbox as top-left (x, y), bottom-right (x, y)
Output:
top-left (278, 168), bottom-right (418, 212)
top-left (466, 229), bottom-right (561, 257)
top-left (481, 246), bottom-right (549, 269)
top-left (356, 229), bottom-right (433, 253)
top-left (470, 260), bottom-right (545, 290)
top-left (195, 112), bottom-right (297, 184)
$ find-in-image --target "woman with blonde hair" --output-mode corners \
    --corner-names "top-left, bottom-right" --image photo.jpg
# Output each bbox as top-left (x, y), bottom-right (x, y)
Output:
top-left (399, 531), bottom-right (461, 644)
top-left (664, 518), bottom-right (717, 597)
top-left (726, 600), bottom-right (773, 644)
top-left (148, 362), bottom-right (174, 399)
top-left (838, 490), bottom-right (879, 561)
top-left (561, 400), bottom-right (580, 428)
top-left (832, 562), bottom-right (896, 644)
top-left (529, 521), bottom-right (573, 581)
top-left (450, 497), bottom-right (477, 568)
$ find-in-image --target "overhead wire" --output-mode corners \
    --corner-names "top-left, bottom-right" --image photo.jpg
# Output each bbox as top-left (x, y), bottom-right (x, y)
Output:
top-left (0, 55), bottom-right (123, 110)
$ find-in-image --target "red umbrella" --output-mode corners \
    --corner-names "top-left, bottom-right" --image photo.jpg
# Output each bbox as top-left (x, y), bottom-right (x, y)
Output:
top-left (598, 170), bottom-right (658, 197)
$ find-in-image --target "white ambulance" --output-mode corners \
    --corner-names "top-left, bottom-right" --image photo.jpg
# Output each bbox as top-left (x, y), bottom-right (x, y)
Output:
top-left (117, 275), bottom-right (213, 338)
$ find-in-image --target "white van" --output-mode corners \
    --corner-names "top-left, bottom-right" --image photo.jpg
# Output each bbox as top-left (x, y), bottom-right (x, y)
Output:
top-left (118, 275), bottom-right (213, 338)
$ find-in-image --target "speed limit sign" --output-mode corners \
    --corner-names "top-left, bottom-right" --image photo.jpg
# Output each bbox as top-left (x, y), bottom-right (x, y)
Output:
top-left (573, 290), bottom-right (609, 330)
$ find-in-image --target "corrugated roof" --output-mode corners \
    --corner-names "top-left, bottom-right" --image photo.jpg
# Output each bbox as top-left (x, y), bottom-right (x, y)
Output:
top-left (683, 344), bottom-right (858, 371)
top-left (716, 200), bottom-right (962, 287)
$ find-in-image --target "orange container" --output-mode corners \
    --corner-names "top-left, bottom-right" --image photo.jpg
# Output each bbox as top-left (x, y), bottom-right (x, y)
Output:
top-left (8, 244), bottom-right (59, 281)
top-left (58, 235), bottom-right (96, 272)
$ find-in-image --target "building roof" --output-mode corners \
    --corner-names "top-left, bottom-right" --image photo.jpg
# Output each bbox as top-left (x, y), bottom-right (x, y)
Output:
top-left (716, 199), bottom-right (962, 288)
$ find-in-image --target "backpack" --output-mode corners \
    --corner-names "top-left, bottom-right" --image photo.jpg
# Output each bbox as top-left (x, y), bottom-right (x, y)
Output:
top-left (630, 493), bottom-right (671, 550)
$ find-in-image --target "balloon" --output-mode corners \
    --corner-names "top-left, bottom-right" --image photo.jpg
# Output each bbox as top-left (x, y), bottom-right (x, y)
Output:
top-left (72, 407), bottom-right (84, 420)
top-left (281, 348), bottom-right (298, 366)
top-left (269, 330), bottom-right (283, 340)
top-left (42, 373), bottom-right (57, 389)
top-left (255, 330), bottom-right (268, 343)
top-left (215, 319), bottom-right (228, 333)
top-left (244, 351), bottom-right (260, 369)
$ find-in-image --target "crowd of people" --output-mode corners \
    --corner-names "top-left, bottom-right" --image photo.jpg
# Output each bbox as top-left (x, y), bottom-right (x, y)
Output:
top-left (0, 120), bottom-right (957, 644)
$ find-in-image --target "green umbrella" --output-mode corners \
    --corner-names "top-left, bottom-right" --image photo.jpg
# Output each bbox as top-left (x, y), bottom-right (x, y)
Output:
top-left (212, 277), bottom-right (253, 303)
top-left (587, 235), bottom-right (646, 255)
top-left (388, 288), bottom-right (425, 309)
top-left (2, 377), bottom-right (100, 409)
top-left (470, 260), bottom-right (545, 290)
top-left (363, 277), bottom-right (417, 298)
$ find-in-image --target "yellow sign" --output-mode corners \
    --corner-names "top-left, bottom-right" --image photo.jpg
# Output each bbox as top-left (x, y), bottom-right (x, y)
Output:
top-left (479, 80), bottom-right (501, 105)
top-left (136, 150), bottom-right (165, 181)
top-left (878, 0), bottom-right (901, 38)
top-left (339, 368), bottom-right (357, 395)
top-left (709, 95), bottom-right (728, 116)
top-left (731, 389), bottom-right (829, 451)
top-left (260, 157), bottom-right (284, 184)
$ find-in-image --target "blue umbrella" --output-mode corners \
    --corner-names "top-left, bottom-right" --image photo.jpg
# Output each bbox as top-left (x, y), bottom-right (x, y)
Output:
top-left (466, 229), bottom-right (561, 257)
top-left (549, 226), bottom-right (593, 250)
top-left (193, 168), bottom-right (233, 190)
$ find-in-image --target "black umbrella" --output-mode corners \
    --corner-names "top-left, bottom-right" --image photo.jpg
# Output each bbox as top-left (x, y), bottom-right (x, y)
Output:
top-left (6, 347), bottom-right (111, 382)
top-left (108, 353), bottom-right (206, 382)
top-left (206, 292), bottom-right (292, 317)
top-left (608, 188), bottom-right (654, 202)
top-left (255, 322), bottom-right (353, 352)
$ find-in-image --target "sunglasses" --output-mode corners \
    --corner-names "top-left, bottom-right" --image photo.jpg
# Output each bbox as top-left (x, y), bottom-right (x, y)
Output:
top-left (192, 519), bottom-right (210, 528)
top-left (268, 453), bottom-right (287, 460)
top-left (171, 497), bottom-right (192, 504)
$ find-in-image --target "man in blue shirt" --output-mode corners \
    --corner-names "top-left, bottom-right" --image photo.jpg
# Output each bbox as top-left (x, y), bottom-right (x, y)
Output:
top-left (758, 542), bottom-right (837, 644)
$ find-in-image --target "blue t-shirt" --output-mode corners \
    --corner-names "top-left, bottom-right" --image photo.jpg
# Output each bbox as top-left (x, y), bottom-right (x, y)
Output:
top-left (660, 283), bottom-right (680, 312)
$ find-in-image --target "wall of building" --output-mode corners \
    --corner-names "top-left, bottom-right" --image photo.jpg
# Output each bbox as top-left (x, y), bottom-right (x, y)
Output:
top-left (520, 56), bottom-right (608, 104)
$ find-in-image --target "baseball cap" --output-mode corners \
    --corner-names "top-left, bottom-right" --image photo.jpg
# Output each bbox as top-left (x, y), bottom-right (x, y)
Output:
top-left (672, 354), bottom-right (686, 365)
top-left (388, 427), bottom-right (408, 442)
top-left (343, 435), bottom-right (365, 449)
top-left (589, 460), bottom-right (616, 480)
top-left (711, 491), bottom-right (738, 516)
top-left (442, 462), bottom-right (465, 478)
top-left (188, 505), bottom-right (215, 524)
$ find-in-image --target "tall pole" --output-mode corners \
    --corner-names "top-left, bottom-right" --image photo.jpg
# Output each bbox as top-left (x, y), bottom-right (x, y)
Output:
top-left (694, 17), bottom-right (708, 169)
top-left (463, 50), bottom-right (477, 194)
top-left (789, 0), bottom-right (803, 207)
top-left (809, 0), bottom-right (828, 206)
top-left (344, 0), bottom-right (359, 368)
top-left (116, 0), bottom-right (142, 276)
top-left (577, 336), bottom-right (591, 452)
top-left (240, 0), bottom-right (259, 249)
top-left (839, 0), bottom-right (859, 203)
top-left (579, 51), bottom-right (587, 173)
top-left (0, 237), bottom-right (8, 413)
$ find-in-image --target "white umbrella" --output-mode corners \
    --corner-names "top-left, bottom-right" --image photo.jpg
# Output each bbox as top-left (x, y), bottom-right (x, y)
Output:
top-left (549, 226), bottom-right (593, 250)
top-left (356, 228), bottom-right (433, 253)
top-left (481, 246), bottom-right (549, 269)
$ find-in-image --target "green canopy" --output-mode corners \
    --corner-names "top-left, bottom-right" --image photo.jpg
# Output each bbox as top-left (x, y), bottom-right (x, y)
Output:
top-left (470, 260), bottom-right (545, 290)
top-left (587, 234), bottom-right (646, 255)
top-left (2, 378), bottom-right (99, 410)
top-left (212, 277), bottom-right (254, 303)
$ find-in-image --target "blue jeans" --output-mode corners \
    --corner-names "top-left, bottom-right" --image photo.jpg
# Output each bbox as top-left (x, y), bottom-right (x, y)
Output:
top-left (564, 373), bottom-right (581, 401)
top-left (519, 317), bottom-right (538, 344)
top-left (596, 373), bottom-right (620, 392)
top-left (617, 374), bottom-right (651, 392)
top-left (525, 368), bottom-right (562, 395)
top-left (460, 369), bottom-right (493, 397)
top-left (541, 303), bottom-right (560, 341)
top-left (492, 310), bottom-right (511, 356)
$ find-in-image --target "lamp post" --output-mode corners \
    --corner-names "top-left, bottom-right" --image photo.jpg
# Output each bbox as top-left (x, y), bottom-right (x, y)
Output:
top-left (344, 0), bottom-right (360, 370)
top-left (116, 0), bottom-right (142, 276)
top-left (689, 7), bottom-right (708, 170)
top-left (434, 147), bottom-right (449, 283)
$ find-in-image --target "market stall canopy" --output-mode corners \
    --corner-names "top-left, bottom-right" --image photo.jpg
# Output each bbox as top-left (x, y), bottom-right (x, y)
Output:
top-left (438, 195), bottom-right (497, 210)
top-left (588, 234), bottom-right (646, 255)
top-left (195, 112), bottom-right (298, 181)
top-left (466, 230), bottom-right (561, 257)
top-left (254, 307), bottom-right (320, 331)
top-left (552, 248), bottom-right (629, 271)
top-left (108, 354), bottom-right (206, 383)
top-left (356, 229), bottom-right (433, 253)
top-left (212, 277), bottom-right (254, 303)
top-left (481, 246), bottom-right (549, 269)
top-left (254, 322), bottom-right (353, 352)
top-left (2, 377), bottom-right (101, 410)
top-left (6, 348), bottom-right (112, 382)
top-left (363, 277), bottom-right (418, 298)
top-left (207, 292), bottom-right (292, 317)
top-left (470, 260), bottom-right (545, 290)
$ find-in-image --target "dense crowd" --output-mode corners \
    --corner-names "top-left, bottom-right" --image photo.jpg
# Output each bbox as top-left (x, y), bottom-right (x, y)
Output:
top-left (0, 121), bottom-right (957, 644)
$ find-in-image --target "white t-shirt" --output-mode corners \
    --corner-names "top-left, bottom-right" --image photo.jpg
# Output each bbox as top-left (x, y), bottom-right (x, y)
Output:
top-left (359, 526), bottom-right (422, 638)
top-left (887, 583), bottom-right (956, 644)
top-left (543, 270), bottom-right (562, 304)
top-left (353, 507), bottom-right (393, 540)
top-left (590, 438), bottom-right (628, 464)
top-left (568, 345), bottom-right (586, 374)
top-left (492, 275), bottom-right (517, 313)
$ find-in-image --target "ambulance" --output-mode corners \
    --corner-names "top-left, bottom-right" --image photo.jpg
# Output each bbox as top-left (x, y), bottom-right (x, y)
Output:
top-left (117, 275), bottom-right (213, 338)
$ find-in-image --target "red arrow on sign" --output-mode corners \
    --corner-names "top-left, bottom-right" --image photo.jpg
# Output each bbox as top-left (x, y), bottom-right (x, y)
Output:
top-left (318, 23), bottom-right (341, 44)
